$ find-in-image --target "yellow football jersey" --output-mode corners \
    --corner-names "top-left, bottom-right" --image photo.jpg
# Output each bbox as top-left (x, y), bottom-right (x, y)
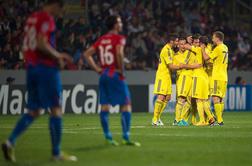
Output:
top-left (156, 44), bottom-right (174, 79)
top-left (191, 46), bottom-right (206, 77)
top-left (175, 50), bottom-right (195, 77)
top-left (204, 44), bottom-right (213, 77)
top-left (209, 43), bottom-right (228, 81)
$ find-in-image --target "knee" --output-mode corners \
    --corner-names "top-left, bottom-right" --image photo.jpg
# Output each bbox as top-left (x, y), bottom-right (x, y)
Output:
top-left (165, 95), bottom-right (171, 102)
top-left (157, 94), bottom-right (166, 102)
top-left (101, 105), bottom-right (110, 112)
top-left (50, 107), bottom-right (62, 117)
top-left (212, 96), bottom-right (221, 104)
top-left (120, 105), bottom-right (132, 112)
top-left (177, 97), bottom-right (186, 104)
top-left (28, 110), bottom-right (41, 118)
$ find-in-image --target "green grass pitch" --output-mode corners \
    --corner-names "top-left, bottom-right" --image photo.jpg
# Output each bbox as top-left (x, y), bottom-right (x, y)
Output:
top-left (0, 112), bottom-right (252, 166)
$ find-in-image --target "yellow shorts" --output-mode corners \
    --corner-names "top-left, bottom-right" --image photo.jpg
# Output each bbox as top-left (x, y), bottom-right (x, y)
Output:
top-left (153, 77), bottom-right (172, 95)
top-left (176, 75), bottom-right (192, 97)
top-left (210, 80), bottom-right (227, 98)
top-left (192, 76), bottom-right (209, 99)
top-left (208, 75), bottom-right (212, 96)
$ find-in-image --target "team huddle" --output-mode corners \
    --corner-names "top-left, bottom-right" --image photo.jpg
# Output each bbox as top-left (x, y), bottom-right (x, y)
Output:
top-left (152, 32), bottom-right (228, 127)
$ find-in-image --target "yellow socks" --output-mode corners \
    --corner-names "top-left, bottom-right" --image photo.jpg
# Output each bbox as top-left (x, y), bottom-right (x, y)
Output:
top-left (180, 101), bottom-right (191, 122)
top-left (152, 99), bottom-right (165, 123)
top-left (214, 102), bottom-right (224, 123)
top-left (196, 101), bottom-right (205, 123)
top-left (203, 101), bottom-right (214, 120)
top-left (175, 100), bottom-right (184, 122)
top-left (158, 101), bottom-right (167, 120)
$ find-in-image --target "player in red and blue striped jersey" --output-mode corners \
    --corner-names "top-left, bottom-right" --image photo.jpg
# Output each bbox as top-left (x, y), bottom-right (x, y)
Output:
top-left (84, 15), bottom-right (140, 146)
top-left (2, 0), bottom-right (76, 162)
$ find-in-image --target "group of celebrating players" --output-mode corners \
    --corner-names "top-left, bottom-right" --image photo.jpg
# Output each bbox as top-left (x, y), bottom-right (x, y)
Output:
top-left (152, 32), bottom-right (228, 127)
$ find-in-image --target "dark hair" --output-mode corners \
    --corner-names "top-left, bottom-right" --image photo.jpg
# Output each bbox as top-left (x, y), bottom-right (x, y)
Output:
top-left (199, 36), bottom-right (209, 45)
top-left (178, 32), bottom-right (187, 40)
top-left (213, 31), bottom-right (224, 41)
top-left (178, 36), bottom-right (186, 41)
top-left (192, 33), bottom-right (201, 40)
top-left (106, 15), bottom-right (120, 30)
top-left (167, 34), bottom-right (178, 42)
top-left (45, 0), bottom-right (64, 7)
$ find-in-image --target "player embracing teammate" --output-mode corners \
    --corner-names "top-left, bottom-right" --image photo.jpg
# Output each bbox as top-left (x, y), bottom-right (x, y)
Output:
top-left (152, 31), bottom-right (228, 126)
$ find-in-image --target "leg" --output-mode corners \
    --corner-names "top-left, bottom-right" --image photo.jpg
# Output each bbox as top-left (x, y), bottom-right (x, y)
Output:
top-left (120, 104), bottom-right (132, 141)
top-left (2, 110), bottom-right (41, 162)
top-left (180, 97), bottom-right (192, 122)
top-left (49, 107), bottom-right (63, 157)
top-left (120, 104), bottom-right (141, 147)
top-left (152, 94), bottom-right (167, 125)
top-left (100, 105), bottom-right (113, 141)
top-left (203, 99), bottom-right (215, 125)
top-left (196, 99), bottom-right (206, 124)
top-left (49, 107), bottom-right (77, 161)
top-left (157, 95), bottom-right (170, 120)
top-left (213, 96), bottom-right (223, 124)
top-left (175, 96), bottom-right (186, 123)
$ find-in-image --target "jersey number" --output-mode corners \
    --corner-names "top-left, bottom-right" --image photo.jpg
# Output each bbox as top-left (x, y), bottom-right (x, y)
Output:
top-left (222, 51), bottom-right (228, 64)
top-left (23, 26), bottom-right (37, 51)
top-left (99, 45), bottom-right (114, 65)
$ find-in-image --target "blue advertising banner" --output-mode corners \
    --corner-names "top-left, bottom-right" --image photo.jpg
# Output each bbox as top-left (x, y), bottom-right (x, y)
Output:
top-left (225, 85), bottom-right (252, 111)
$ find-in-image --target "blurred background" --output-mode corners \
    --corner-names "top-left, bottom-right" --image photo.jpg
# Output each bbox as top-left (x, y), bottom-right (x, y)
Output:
top-left (0, 0), bottom-right (252, 71)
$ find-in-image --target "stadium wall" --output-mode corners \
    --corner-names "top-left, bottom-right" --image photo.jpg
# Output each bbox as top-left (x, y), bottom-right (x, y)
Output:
top-left (0, 70), bottom-right (252, 115)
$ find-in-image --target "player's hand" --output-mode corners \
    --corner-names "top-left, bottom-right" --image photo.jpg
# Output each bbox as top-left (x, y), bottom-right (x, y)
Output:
top-left (58, 58), bottom-right (65, 70)
top-left (192, 63), bottom-right (202, 68)
top-left (96, 67), bottom-right (102, 75)
top-left (200, 44), bottom-right (206, 49)
top-left (60, 53), bottom-right (73, 64)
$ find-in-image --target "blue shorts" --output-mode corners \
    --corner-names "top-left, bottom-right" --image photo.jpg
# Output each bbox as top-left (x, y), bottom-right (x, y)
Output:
top-left (26, 65), bottom-right (62, 110)
top-left (99, 70), bottom-right (131, 106)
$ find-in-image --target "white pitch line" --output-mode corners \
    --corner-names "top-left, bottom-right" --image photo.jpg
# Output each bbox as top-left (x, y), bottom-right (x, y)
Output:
top-left (62, 131), bottom-right (252, 138)
top-left (0, 125), bottom-right (251, 130)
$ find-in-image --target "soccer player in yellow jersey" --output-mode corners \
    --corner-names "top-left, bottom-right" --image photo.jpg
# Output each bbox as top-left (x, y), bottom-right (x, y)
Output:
top-left (152, 35), bottom-right (180, 126)
top-left (172, 37), bottom-right (201, 126)
top-left (183, 35), bottom-right (215, 126)
top-left (201, 31), bottom-right (228, 126)
top-left (200, 36), bottom-right (216, 123)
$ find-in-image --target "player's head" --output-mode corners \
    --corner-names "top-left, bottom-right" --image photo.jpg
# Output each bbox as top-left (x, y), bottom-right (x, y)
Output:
top-left (44, 0), bottom-right (64, 17)
top-left (212, 31), bottom-right (224, 44)
top-left (106, 15), bottom-right (123, 32)
top-left (178, 36), bottom-right (187, 52)
top-left (199, 36), bottom-right (209, 46)
top-left (167, 34), bottom-right (178, 46)
top-left (192, 34), bottom-right (201, 47)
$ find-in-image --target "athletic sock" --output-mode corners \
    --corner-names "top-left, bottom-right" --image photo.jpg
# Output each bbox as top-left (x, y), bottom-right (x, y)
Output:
top-left (8, 113), bottom-right (34, 145)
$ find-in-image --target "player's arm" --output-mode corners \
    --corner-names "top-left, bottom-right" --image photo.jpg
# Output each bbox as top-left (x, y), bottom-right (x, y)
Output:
top-left (115, 44), bottom-right (124, 75)
top-left (84, 46), bottom-right (102, 74)
top-left (184, 43), bottom-right (192, 50)
top-left (168, 64), bottom-right (181, 70)
top-left (37, 33), bottom-right (72, 63)
top-left (180, 63), bottom-right (202, 69)
top-left (200, 44), bottom-right (210, 61)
